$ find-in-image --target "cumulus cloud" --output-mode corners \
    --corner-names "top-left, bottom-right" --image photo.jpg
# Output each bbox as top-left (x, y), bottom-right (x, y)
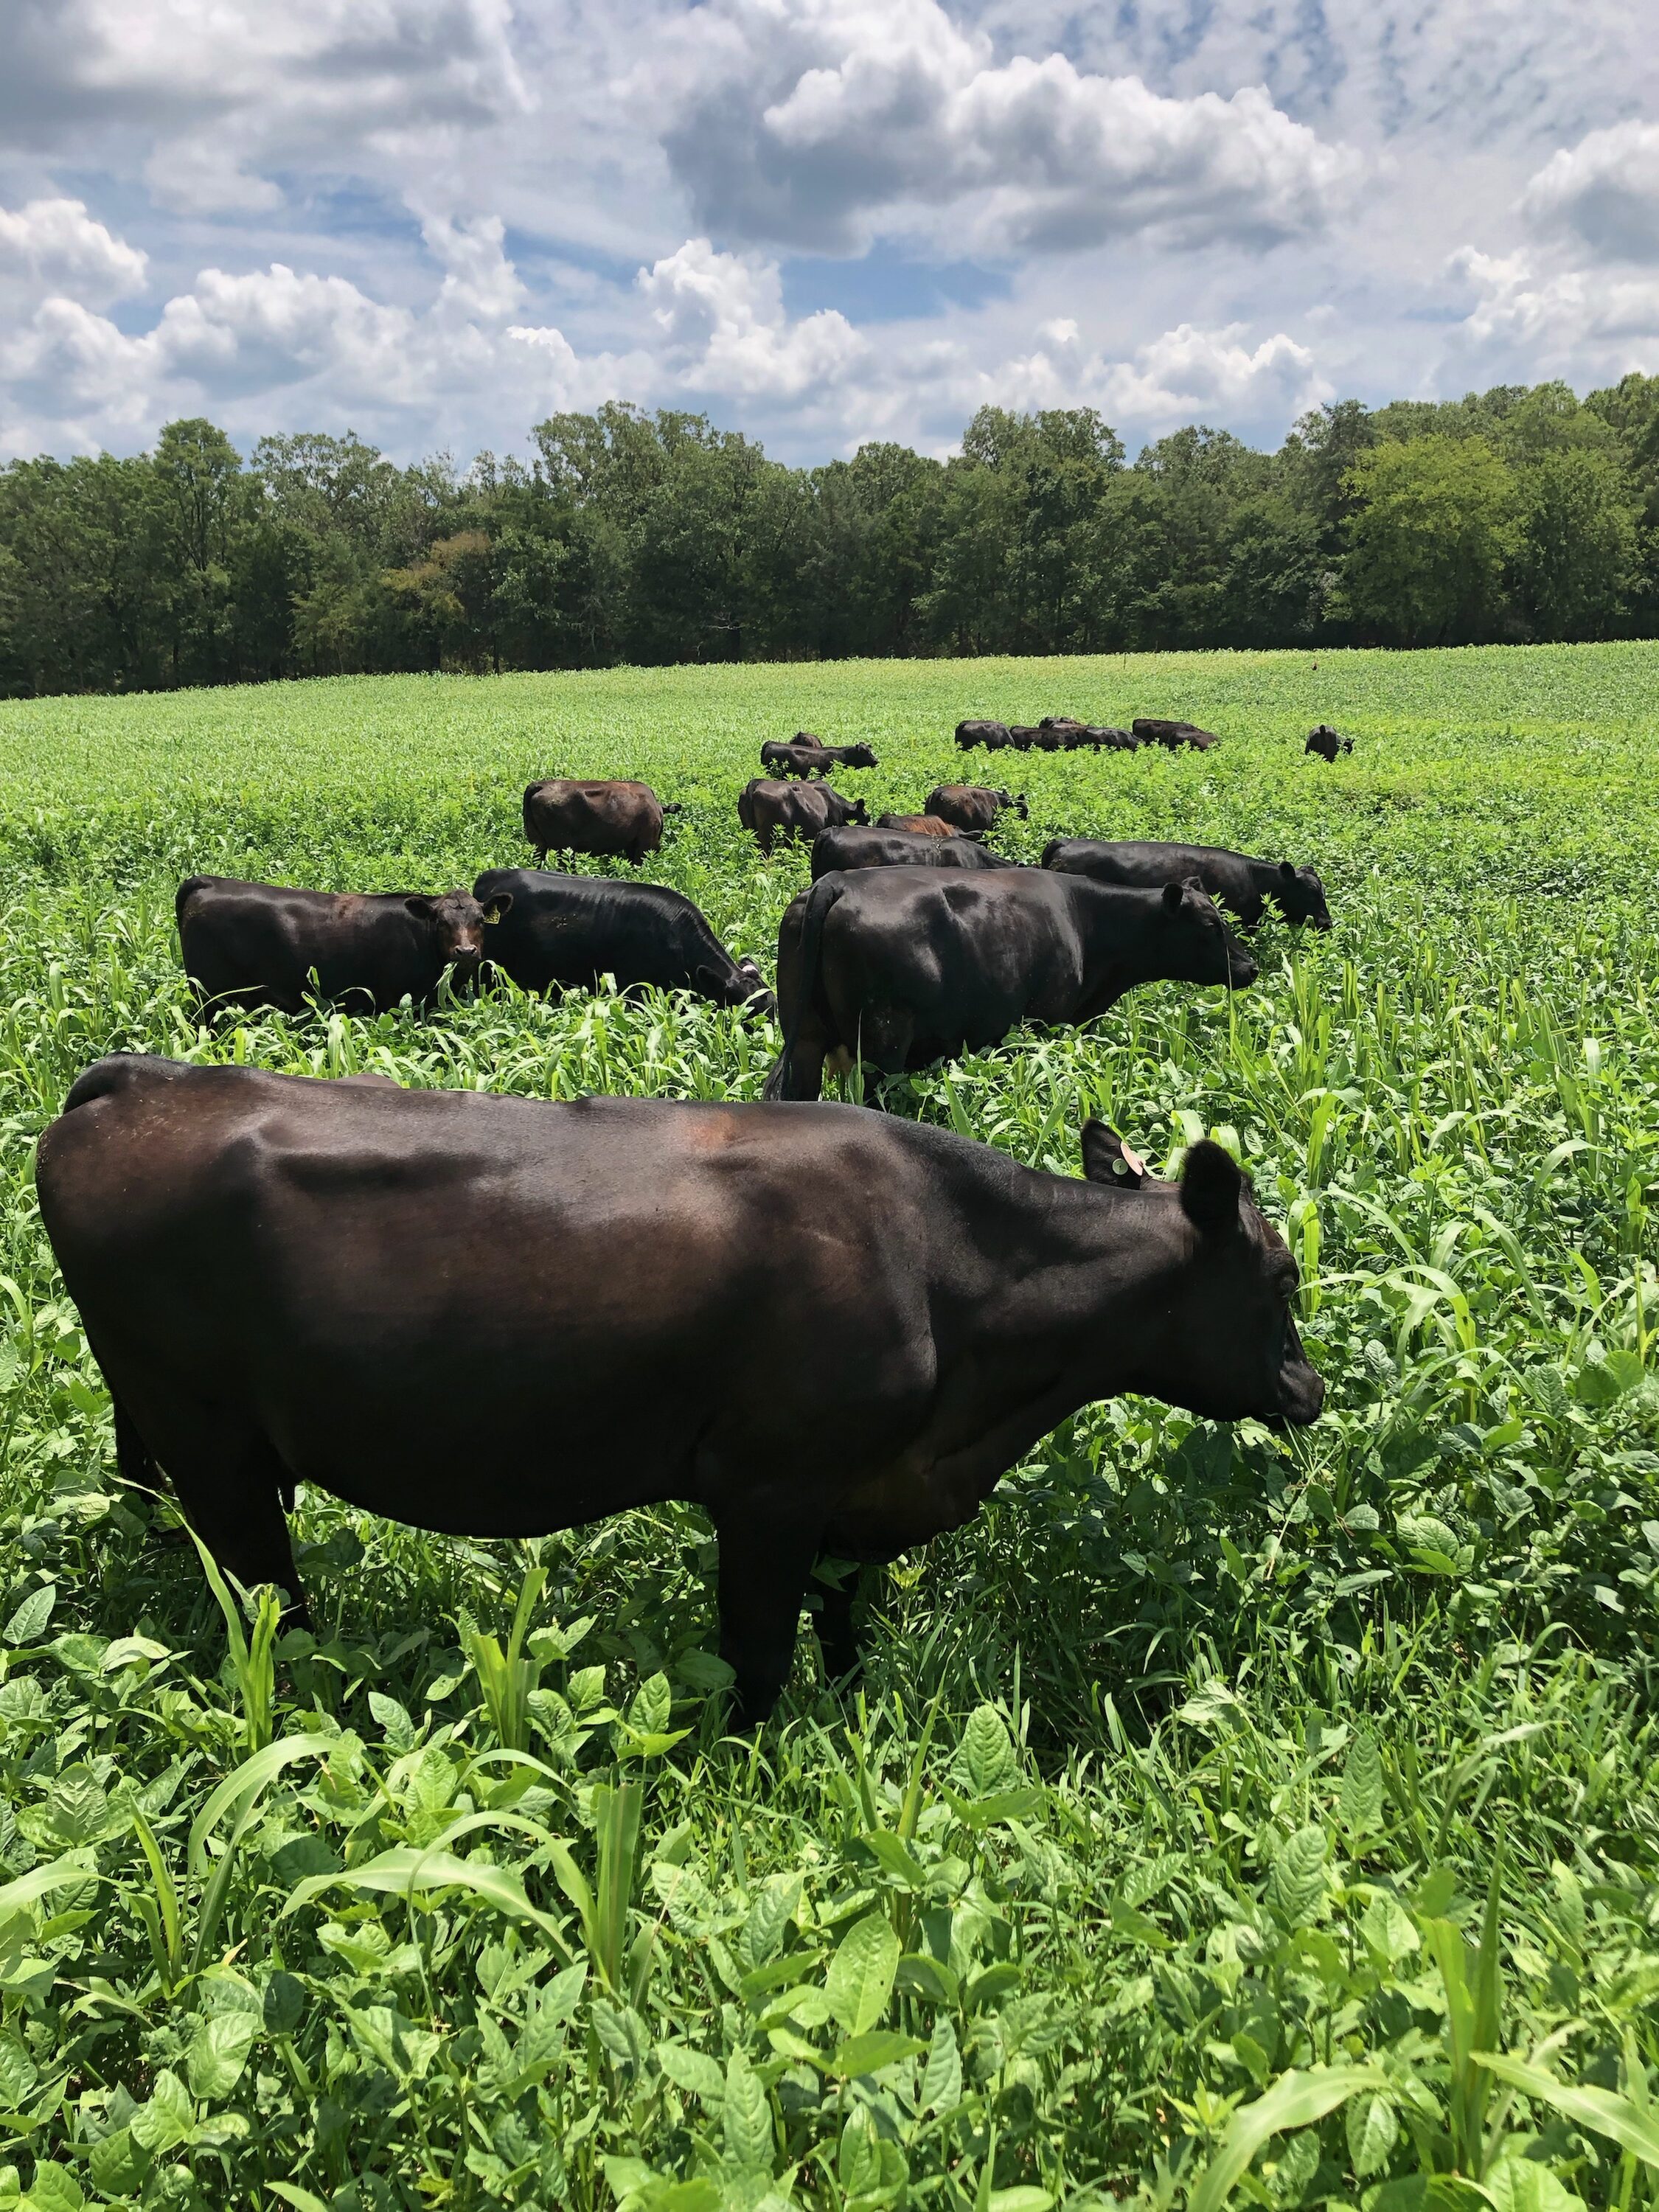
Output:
top-left (1452, 246), bottom-right (1659, 355)
top-left (1522, 122), bottom-right (1659, 265)
top-left (638, 239), bottom-right (867, 397)
top-left (0, 197), bottom-right (148, 307)
top-left (961, 318), bottom-right (1329, 431)
top-left (650, 0), bottom-right (1360, 255)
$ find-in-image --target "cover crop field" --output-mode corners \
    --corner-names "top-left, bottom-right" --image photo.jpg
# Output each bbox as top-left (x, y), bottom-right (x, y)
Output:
top-left (0, 642), bottom-right (1656, 2212)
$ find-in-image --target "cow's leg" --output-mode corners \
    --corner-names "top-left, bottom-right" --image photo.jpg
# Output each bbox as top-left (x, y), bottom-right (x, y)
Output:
top-left (813, 1559), bottom-right (863, 1684)
top-left (116, 1383), bottom-right (310, 1621)
top-left (712, 1494), bottom-right (824, 1726)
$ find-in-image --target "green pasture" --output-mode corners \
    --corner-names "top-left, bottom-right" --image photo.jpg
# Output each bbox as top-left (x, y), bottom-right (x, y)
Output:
top-left (0, 643), bottom-right (1655, 2211)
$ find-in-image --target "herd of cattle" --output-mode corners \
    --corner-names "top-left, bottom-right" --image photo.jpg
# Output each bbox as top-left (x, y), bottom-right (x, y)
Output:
top-left (39, 710), bottom-right (1348, 1720)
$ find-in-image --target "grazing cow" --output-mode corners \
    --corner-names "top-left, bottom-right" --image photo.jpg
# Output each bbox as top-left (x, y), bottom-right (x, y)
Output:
top-left (1006, 726), bottom-right (1043, 751)
top-left (38, 1057), bottom-right (1323, 1722)
top-left (810, 827), bottom-right (1020, 880)
top-left (765, 869), bottom-right (1257, 1103)
top-left (924, 785), bottom-right (1029, 835)
top-left (472, 869), bottom-right (772, 1015)
top-left (1038, 717), bottom-right (1090, 746)
top-left (759, 740), bottom-right (879, 779)
top-left (175, 876), bottom-right (510, 1018)
top-left (956, 720), bottom-right (1012, 752)
top-left (1306, 725), bottom-right (1354, 762)
top-left (875, 813), bottom-right (959, 837)
top-left (1133, 719), bottom-right (1220, 752)
top-left (738, 778), bottom-right (868, 855)
top-left (523, 779), bottom-right (669, 868)
top-left (1042, 838), bottom-right (1333, 930)
top-left (1085, 726), bottom-right (1139, 751)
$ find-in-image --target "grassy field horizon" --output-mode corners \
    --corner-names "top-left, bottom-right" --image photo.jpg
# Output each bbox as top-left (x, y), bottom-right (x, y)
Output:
top-left (0, 641), bottom-right (1655, 2210)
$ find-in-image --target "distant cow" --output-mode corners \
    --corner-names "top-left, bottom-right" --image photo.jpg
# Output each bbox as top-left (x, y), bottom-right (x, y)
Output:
top-left (810, 827), bottom-right (1021, 880)
top-left (1133, 719), bottom-right (1220, 752)
top-left (176, 875), bottom-right (509, 1018)
top-left (1043, 838), bottom-right (1333, 930)
top-left (1038, 717), bottom-right (1090, 746)
top-left (473, 869), bottom-right (771, 1015)
top-left (523, 780), bottom-right (669, 868)
top-left (738, 779), bottom-right (868, 855)
top-left (758, 740), bottom-right (879, 779)
top-left (37, 1056), bottom-right (1321, 1722)
top-left (876, 813), bottom-right (959, 837)
top-left (924, 785), bottom-right (1028, 835)
top-left (765, 869), bottom-right (1257, 1102)
top-left (1084, 725), bottom-right (1139, 751)
top-left (1006, 726), bottom-right (1043, 751)
top-left (956, 720), bottom-right (1012, 752)
top-left (1306, 725), bottom-right (1354, 762)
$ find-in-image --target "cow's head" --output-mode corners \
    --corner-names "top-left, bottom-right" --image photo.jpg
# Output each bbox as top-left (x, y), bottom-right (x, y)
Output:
top-left (1155, 880), bottom-right (1259, 989)
top-left (841, 743), bottom-right (877, 768)
top-left (998, 790), bottom-right (1029, 818)
top-left (1274, 862), bottom-right (1332, 929)
top-left (846, 798), bottom-right (870, 826)
top-left (726, 956), bottom-right (776, 1018)
top-left (1082, 1121), bottom-right (1324, 1427)
top-left (408, 889), bottom-right (512, 976)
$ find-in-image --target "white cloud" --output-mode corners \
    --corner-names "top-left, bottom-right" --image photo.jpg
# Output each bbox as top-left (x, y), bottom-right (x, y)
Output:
top-left (959, 319), bottom-right (1329, 432)
top-left (650, 0), bottom-right (1360, 255)
top-left (1522, 122), bottom-right (1659, 265)
top-left (1453, 246), bottom-right (1659, 355)
top-left (0, 197), bottom-right (148, 307)
top-left (638, 239), bottom-right (866, 397)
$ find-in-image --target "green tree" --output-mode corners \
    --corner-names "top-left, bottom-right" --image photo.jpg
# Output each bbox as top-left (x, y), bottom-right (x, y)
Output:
top-left (1340, 436), bottom-right (1520, 645)
top-left (1514, 446), bottom-right (1637, 639)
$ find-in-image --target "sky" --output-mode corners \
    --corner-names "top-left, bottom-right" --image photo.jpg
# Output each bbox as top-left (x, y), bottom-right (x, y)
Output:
top-left (1, 0), bottom-right (1658, 470)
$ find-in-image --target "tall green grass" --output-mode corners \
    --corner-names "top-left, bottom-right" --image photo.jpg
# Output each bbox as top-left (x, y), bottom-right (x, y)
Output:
top-left (0, 644), bottom-right (1655, 2211)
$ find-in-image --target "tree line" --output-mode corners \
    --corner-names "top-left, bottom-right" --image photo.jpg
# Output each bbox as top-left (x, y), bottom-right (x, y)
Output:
top-left (3, 375), bottom-right (1658, 696)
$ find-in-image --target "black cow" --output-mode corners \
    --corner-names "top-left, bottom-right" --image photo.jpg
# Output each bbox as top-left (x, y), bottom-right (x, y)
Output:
top-left (1083, 725), bottom-right (1139, 751)
top-left (1042, 838), bottom-right (1333, 930)
top-left (1133, 718), bottom-right (1220, 752)
top-left (1306, 725), bottom-right (1354, 762)
top-left (175, 876), bottom-right (510, 1018)
top-left (739, 780), bottom-right (868, 854)
top-left (759, 739), bottom-right (879, 778)
top-left (1006, 725), bottom-right (1043, 751)
top-left (810, 827), bottom-right (1020, 880)
top-left (472, 869), bottom-right (771, 1015)
top-left (956, 720), bottom-right (1012, 752)
top-left (765, 869), bottom-right (1257, 1103)
top-left (1038, 717), bottom-right (1089, 746)
top-left (524, 780), bottom-right (669, 867)
top-left (38, 1057), bottom-right (1323, 1722)
top-left (924, 785), bottom-right (1028, 835)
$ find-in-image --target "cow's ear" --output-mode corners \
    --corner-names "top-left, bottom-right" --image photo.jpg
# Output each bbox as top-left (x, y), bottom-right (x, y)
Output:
top-left (1161, 880), bottom-right (1183, 911)
top-left (1082, 1119), bottom-right (1148, 1188)
top-left (481, 894), bottom-right (512, 924)
top-left (404, 896), bottom-right (435, 920)
top-left (1180, 1139), bottom-right (1242, 1237)
top-left (1279, 860), bottom-right (1296, 881)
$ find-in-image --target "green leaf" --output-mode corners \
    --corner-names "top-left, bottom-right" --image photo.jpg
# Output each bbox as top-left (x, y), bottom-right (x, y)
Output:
top-left (1189, 2066), bottom-right (1388, 2212)
top-left (1340, 1733), bottom-right (1384, 1837)
top-left (368, 1690), bottom-right (417, 1748)
top-left (1474, 2054), bottom-right (1659, 2171)
top-left (961, 1704), bottom-right (1020, 1796)
top-left (88, 2128), bottom-right (150, 2198)
top-left (0, 2040), bottom-right (36, 2108)
top-left (838, 2108), bottom-right (882, 2198)
top-left (825, 1910), bottom-right (900, 2036)
top-left (987, 2192), bottom-right (1052, 2212)
top-left (656, 2042), bottom-right (726, 2103)
top-left (1347, 2092), bottom-right (1399, 2177)
top-left (2, 1587), bottom-right (55, 1646)
top-left (285, 1846), bottom-right (568, 1945)
top-left (130, 2068), bottom-right (194, 2156)
top-left (920, 2014), bottom-right (962, 2113)
top-left (831, 2030), bottom-right (927, 2076)
top-left (1120, 1852), bottom-right (1185, 1910)
top-left (21, 2163), bottom-right (82, 2212)
top-left (267, 2186), bottom-right (333, 2212)
top-left (627, 1672), bottom-right (672, 1737)
top-left (722, 2048), bottom-right (773, 2174)
top-left (740, 1875), bottom-right (799, 1969)
top-left (1483, 2157), bottom-right (1587, 2212)
top-left (41, 1765), bottom-right (110, 1848)
top-left (1360, 1893), bottom-right (1419, 1965)
top-left (1268, 1826), bottom-right (1329, 1927)
top-left (188, 2010), bottom-right (259, 2101)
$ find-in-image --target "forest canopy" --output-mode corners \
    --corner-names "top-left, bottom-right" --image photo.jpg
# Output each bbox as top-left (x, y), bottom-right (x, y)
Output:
top-left (3, 375), bottom-right (1658, 696)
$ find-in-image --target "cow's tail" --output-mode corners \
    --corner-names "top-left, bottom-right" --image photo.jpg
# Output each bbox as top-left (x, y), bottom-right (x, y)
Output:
top-left (112, 1391), bottom-right (164, 1503)
top-left (763, 874), bottom-right (844, 1102)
